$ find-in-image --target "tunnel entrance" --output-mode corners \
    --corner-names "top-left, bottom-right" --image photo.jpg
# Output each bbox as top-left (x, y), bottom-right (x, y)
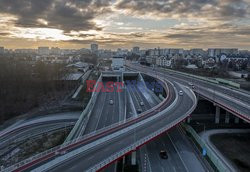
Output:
top-left (102, 76), bottom-right (119, 82)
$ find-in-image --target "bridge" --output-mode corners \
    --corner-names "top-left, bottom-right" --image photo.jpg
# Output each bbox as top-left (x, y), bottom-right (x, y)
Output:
top-left (1, 69), bottom-right (197, 172)
top-left (128, 62), bottom-right (250, 123)
top-left (2, 63), bottom-right (249, 172)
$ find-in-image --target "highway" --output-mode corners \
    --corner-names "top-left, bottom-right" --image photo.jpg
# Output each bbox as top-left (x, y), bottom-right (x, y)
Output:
top-left (81, 79), bottom-right (159, 172)
top-left (138, 87), bottom-right (207, 172)
top-left (128, 63), bottom-right (250, 122)
top-left (0, 112), bottom-right (80, 146)
top-left (83, 81), bottom-right (123, 135)
top-left (140, 126), bottom-right (209, 172)
top-left (3, 72), bottom-right (197, 172)
top-left (45, 82), bottom-right (196, 171)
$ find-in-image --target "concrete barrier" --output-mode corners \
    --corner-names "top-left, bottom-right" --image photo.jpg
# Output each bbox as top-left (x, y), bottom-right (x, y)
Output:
top-left (182, 123), bottom-right (231, 172)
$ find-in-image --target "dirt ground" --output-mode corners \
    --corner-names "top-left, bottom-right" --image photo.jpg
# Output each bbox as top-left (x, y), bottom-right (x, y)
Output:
top-left (210, 133), bottom-right (250, 172)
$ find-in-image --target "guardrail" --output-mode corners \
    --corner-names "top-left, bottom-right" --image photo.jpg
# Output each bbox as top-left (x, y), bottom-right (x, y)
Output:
top-left (215, 78), bottom-right (240, 89)
top-left (88, 84), bottom-right (197, 172)
top-left (182, 123), bottom-right (231, 172)
top-left (195, 88), bottom-right (250, 122)
top-left (35, 80), bottom-right (179, 172)
top-left (160, 67), bottom-right (241, 89)
top-left (1, 71), bottom-right (195, 172)
top-left (65, 74), bottom-right (102, 142)
top-left (0, 123), bottom-right (74, 149)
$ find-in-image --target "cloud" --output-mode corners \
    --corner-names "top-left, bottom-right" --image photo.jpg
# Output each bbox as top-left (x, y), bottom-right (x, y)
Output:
top-left (0, 0), bottom-right (112, 32)
top-left (115, 0), bottom-right (250, 20)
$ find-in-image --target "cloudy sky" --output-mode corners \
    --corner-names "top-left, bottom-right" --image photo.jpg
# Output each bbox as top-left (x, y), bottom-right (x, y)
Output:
top-left (0, 0), bottom-right (250, 50)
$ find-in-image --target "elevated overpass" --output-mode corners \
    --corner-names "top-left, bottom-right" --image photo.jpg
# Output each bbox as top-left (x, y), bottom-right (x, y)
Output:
top-left (127, 63), bottom-right (250, 123)
top-left (2, 72), bottom-right (197, 172)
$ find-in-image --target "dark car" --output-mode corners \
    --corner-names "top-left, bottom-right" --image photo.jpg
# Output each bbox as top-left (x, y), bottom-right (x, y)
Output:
top-left (159, 150), bottom-right (168, 159)
top-left (137, 108), bottom-right (142, 114)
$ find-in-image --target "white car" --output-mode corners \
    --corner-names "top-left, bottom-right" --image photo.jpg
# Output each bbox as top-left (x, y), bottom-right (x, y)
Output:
top-left (179, 90), bottom-right (183, 96)
top-left (109, 99), bottom-right (114, 105)
top-left (140, 101), bottom-right (144, 106)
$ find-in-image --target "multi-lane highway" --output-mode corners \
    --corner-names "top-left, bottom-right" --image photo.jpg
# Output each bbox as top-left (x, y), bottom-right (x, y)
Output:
top-left (45, 81), bottom-right (196, 171)
top-left (2, 71), bottom-right (196, 172)
top-left (83, 81), bottom-right (124, 135)
top-left (140, 126), bottom-right (210, 172)
top-left (0, 112), bottom-right (80, 146)
top-left (128, 62), bottom-right (250, 122)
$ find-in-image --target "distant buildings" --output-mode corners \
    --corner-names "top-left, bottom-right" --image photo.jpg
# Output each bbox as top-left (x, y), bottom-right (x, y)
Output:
top-left (116, 48), bottom-right (129, 56)
top-left (132, 47), bottom-right (140, 54)
top-left (50, 47), bottom-right (61, 55)
top-left (91, 43), bottom-right (98, 53)
top-left (208, 48), bottom-right (238, 58)
top-left (0, 47), bottom-right (4, 54)
top-left (38, 47), bottom-right (50, 55)
top-left (15, 49), bottom-right (37, 54)
top-left (190, 49), bottom-right (206, 56)
top-left (156, 56), bottom-right (172, 67)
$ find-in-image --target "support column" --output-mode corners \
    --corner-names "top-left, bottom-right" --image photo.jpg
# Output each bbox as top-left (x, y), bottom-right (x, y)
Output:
top-left (122, 156), bottom-right (125, 172)
top-left (225, 111), bottom-right (230, 124)
top-left (131, 151), bottom-right (137, 165)
top-left (187, 117), bottom-right (191, 123)
top-left (215, 106), bottom-right (220, 124)
top-left (234, 117), bottom-right (239, 124)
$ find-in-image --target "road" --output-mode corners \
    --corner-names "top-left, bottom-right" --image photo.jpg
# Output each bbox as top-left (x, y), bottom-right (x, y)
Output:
top-left (128, 63), bottom-right (250, 122)
top-left (5, 72), bottom-right (196, 172)
top-left (0, 112), bottom-right (81, 145)
top-left (83, 81), bottom-right (125, 135)
top-left (200, 129), bottom-right (250, 171)
top-left (45, 82), bottom-right (196, 172)
top-left (138, 87), bottom-right (208, 172)
top-left (140, 126), bottom-right (209, 172)
top-left (84, 79), bottom-right (159, 172)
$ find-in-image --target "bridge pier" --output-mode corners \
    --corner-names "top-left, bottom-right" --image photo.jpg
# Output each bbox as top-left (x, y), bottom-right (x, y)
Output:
top-left (225, 111), bottom-right (230, 124)
top-left (215, 106), bottom-right (220, 124)
top-left (131, 151), bottom-right (137, 165)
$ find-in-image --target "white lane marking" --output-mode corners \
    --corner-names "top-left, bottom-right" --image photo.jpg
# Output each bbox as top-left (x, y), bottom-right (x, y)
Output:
top-left (167, 134), bottom-right (189, 172)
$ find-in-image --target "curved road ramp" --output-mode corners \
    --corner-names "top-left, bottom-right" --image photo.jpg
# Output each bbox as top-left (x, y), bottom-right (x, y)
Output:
top-left (1, 72), bottom-right (197, 172)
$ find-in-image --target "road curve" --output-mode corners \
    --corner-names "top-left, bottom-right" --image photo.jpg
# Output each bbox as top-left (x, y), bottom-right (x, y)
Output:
top-left (128, 63), bottom-right (250, 122)
top-left (2, 73), bottom-right (197, 172)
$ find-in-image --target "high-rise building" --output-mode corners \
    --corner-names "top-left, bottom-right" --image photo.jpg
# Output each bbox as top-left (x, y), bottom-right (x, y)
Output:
top-left (208, 48), bottom-right (238, 57)
top-left (91, 44), bottom-right (98, 52)
top-left (0, 47), bottom-right (4, 54)
top-left (50, 47), bottom-right (61, 55)
top-left (132, 46), bottom-right (140, 54)
top-left (38, 47), bottom-right (50, 55)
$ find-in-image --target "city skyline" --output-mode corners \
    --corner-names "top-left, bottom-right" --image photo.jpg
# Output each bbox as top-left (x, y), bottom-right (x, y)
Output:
top-left (0, 0), bottom-right (250, 50)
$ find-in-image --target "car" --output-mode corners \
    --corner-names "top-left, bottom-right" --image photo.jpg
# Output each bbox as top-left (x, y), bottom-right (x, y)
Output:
top-left (192, 85), bottom-right (195, 89)
top-left (188, 82), bottom-right (193, 86)
top-left (179, 90), bottom-right (183, 96)
top-left (159, 150), bottom-right (168, 159)
top-left (55, 150), bottom-right (67, 156)
top-left (140, 101), bottom-right (144, 106)
top-left (137, 108), bottom-right (142, 113)
top-left (109, 99), bottom-right (114, 105)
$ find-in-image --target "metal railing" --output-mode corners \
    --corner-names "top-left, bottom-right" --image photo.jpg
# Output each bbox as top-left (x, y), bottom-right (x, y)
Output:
top-left (1, 71), bottom-right (191, 172)
top-left (182, 123), bottom-right (232, 172)
top-left (65, 74), bottom-right (102, 141)
top-left (195, 88), bottom-right (249, 121)
top-left (87, 87), bottom-right (197, 171)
